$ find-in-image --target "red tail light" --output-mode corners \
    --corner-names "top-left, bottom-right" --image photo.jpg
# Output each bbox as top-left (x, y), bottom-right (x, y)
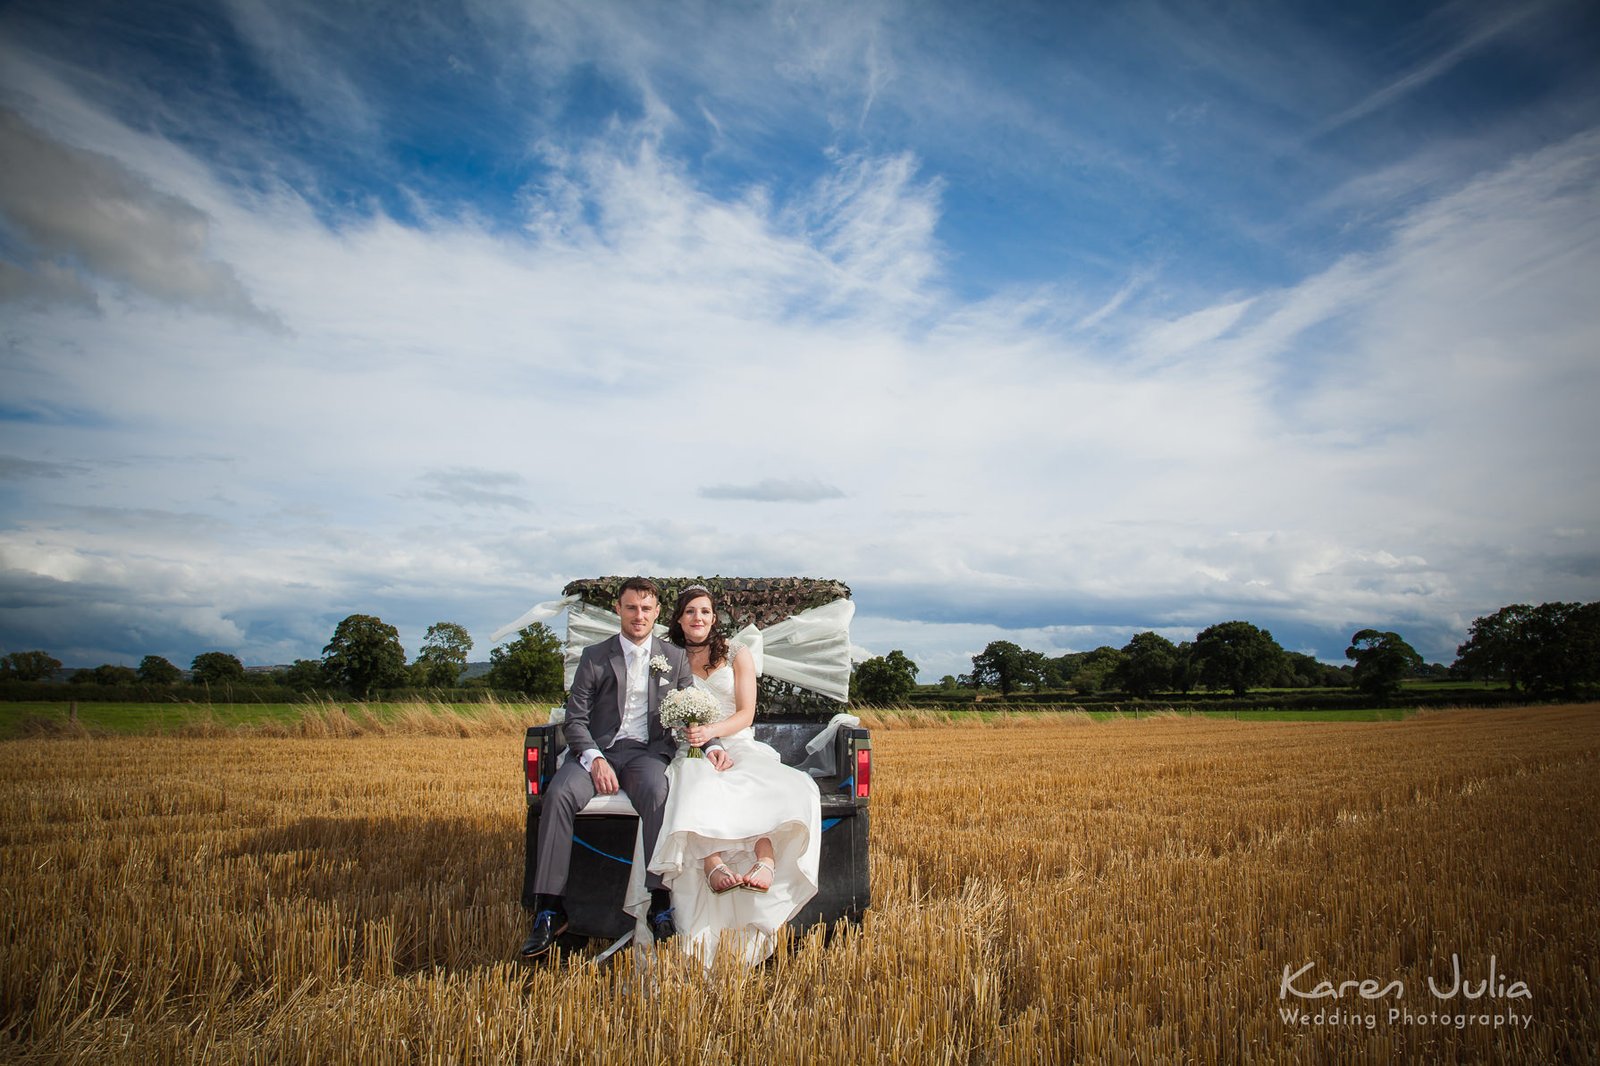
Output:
top-left (526, 746), bottom-right (540, 795)
top-left (855, 745), bottom-right (870, 799)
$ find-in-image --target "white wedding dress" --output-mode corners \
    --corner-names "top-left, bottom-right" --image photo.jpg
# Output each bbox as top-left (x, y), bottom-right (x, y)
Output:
top-left (624, 651), bottom-right (821, 967)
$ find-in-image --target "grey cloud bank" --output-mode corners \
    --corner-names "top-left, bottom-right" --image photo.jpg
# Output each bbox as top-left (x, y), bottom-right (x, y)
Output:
top-left (0, 108), bottom-right (281, 329)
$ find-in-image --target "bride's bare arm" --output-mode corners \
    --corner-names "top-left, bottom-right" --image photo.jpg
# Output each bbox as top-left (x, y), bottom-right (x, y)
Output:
top-left (706, 645), bottom-right (757, 740)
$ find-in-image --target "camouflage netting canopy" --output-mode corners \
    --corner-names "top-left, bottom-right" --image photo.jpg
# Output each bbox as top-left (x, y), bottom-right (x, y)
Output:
top-left (560, 576), bottom-right (854, 718)
top-left (563, 577), bottom-right (852, 632)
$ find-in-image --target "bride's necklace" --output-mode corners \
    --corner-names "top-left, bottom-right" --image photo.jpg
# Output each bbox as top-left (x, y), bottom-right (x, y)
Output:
top-left (687, 644), bottom-right (722, 679)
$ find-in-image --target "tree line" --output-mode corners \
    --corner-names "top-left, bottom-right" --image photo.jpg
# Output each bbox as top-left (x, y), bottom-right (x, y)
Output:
top-left (0, 616), bottom-right (567, 700)
top-left (6, 599), bottom-right (1596, 706)
top-left (849, 601), bottom-right (1600, 705)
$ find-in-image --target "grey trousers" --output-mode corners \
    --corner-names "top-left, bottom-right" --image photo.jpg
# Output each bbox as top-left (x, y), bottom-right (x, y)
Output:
top-left (533, 740), bottom-right (671, 896)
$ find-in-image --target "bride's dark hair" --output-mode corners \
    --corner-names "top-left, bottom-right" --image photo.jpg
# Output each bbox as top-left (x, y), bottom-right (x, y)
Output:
top-left (667, 585), bottom-right (728, 668)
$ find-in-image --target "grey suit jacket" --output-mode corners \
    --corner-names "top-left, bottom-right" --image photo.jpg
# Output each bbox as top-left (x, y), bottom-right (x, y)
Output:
top-left (561, 634), bottom-right (692, 761)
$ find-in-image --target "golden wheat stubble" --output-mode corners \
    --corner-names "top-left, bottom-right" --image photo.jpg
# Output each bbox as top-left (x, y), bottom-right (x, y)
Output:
top-left (1, 702), bottom-right (1596, 1063)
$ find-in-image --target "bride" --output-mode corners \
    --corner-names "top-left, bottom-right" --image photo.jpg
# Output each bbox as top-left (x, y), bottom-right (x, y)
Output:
top-left (626, 584), bottom-right (822, 967)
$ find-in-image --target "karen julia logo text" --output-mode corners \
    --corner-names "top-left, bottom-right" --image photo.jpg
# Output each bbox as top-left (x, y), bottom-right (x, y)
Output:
top-left (1277, 956), bottom-right (1533, 1031)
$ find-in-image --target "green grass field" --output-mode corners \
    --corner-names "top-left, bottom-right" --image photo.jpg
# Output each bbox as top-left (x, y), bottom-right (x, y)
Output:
top-left (0, 699), bottom-right (1433, 739)
top-left (866, 706), bottom-right (1415, 726)
top-left (0, 700), bottom-right (295, 736)
top-left (1093, 706), bottom-right (1413, 721)
top-left (0, 698), bottom-right (560, 739)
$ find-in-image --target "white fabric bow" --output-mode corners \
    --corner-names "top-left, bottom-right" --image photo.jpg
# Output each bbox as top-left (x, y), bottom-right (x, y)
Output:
top-left (490, 594), bottom-right (856, 702)
top-left (727, 598), bottom-right (856, 702)
top-left (488, 593), bottom-right (581, 643)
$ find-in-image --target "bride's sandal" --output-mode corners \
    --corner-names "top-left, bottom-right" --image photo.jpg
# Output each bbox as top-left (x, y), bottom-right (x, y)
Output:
top-left (706, 861), bottom-right (741, 895)
top-left (741, 859), bottom-right (775, 893)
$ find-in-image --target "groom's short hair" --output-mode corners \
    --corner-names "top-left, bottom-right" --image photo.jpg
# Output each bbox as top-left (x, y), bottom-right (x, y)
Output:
top-left (618, 576), bottom-right (660, 603)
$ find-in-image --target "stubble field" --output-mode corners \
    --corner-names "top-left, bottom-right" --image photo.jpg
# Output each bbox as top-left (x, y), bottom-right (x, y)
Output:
top-left (1, 705), bottom-right (1596, 1063)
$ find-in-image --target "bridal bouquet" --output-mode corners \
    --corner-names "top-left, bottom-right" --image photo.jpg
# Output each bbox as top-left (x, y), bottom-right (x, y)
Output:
top-left (658, 687), bottom-right (723, 759)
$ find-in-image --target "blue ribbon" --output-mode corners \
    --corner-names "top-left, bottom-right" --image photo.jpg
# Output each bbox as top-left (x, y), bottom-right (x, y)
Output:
top-left (573, 835), bottom-right (633, 866)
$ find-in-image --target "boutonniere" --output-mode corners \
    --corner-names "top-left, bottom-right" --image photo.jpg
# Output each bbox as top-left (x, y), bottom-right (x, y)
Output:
top-left (649, 654), bottom-right (671, 675)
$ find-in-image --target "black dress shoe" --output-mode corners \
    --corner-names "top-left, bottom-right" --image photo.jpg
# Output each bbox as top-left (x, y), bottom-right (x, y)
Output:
top-left (518, 909), bottom-right (568, 959)
top-left (646, 902), bottom-right (675, 942)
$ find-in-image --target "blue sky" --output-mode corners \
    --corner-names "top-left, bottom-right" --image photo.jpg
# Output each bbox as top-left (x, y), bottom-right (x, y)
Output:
top-left (2, 0), bottom-right (1598, 680)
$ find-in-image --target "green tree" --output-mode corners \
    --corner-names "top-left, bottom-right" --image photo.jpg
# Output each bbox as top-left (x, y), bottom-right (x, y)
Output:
top-left (1520, 601), bottom-right (1600, 696)
top-left (1112, 632), bottom-right (1178, 697)
top-left (70, 663), bottom-right (138, 685)
top-left (1071, 646), bottom-right (1125, 695)
top-left (1192, 621), bottom-right (1284, 696)
top-left (1454, 604), bottom-right (1531, 689)
top-left (970, 640), bottom-right (1035, 696)
top-left (138, 655), bottom-right (182, 685)
top-left (487, 623), bottom-right (564, 697)
top-left (1458, 601), bottom-right (1600, 696)
top-left (280, 659), bottom-right (326, 693)
top-left (95, 663), bottom-right (139, 685)
top-left (322, 614), bottom-right (408, 698)
top-left (1565, 602), bottom-right (1600, 696)
top-left (413, 621), bottom-right (474, 688)
top-left (1019, 649), bottom-right (1051, 692)
top-left (1172, 642), bottom-right (1197, 694)
top-left (1049, 652), bottom-right (1082, 689)
top-left (1035, 654), bottom-right (1069, 690)
top-left (852, 650), bottom-right (919, 706)
top-left (191, 651), bottom-right (246, 685)
top-left (938, 675), bottom-right (959, 691)
top-left (0, 650), bottom-right (62, 681)
top-left (1279, 651), bottom-right (1345, 688)
top-left (1345, 629), bottom-right (1424, 701)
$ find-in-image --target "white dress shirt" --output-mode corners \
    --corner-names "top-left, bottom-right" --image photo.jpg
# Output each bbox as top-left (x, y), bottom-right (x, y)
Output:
top-left (579, 635), bottom-right (653, 771)
top-left (615, 637), bottom-right (652, 743)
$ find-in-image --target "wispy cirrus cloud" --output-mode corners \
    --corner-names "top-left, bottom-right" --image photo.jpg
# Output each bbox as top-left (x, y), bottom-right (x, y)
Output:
top-left (699, 479), bottom-right (848, 503)
top-left (1310, 0), bottom-right (1557, 140)
top-left (0, 454), bottom-right (88, 480)
top-left (414, 467), bottom-right (531, 511)
top-left (218, 0), bottom-right (381, 142)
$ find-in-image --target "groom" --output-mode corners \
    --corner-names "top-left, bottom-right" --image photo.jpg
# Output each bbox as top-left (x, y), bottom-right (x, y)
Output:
top-left (520, 577), bottom-right (694, 959)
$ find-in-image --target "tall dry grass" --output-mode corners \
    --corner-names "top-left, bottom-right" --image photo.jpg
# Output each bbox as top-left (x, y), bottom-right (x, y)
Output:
top-left (1, 705), bottom-right (1596, 1063)
top-left (195, 698), bottom-right (539, 740)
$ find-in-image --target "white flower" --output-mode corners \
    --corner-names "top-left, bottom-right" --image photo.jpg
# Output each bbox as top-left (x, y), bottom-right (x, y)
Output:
top-left (659, 685), bottom-right (725, 759)
top-left (649, 654), bottom-right (671, 675)
top-left (658, 686), bottom-right (725, 730)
